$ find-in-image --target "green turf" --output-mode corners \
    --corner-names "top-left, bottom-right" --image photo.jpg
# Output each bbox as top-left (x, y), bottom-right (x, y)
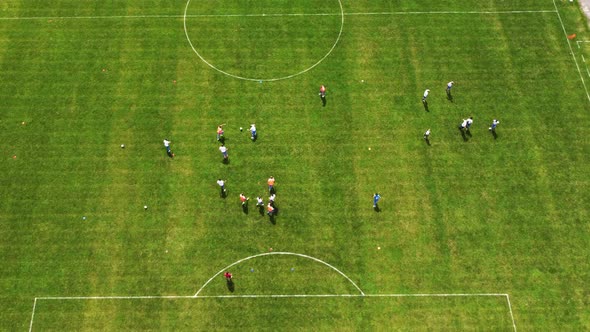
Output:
top-left (1, 0), bottom-right (589, 330)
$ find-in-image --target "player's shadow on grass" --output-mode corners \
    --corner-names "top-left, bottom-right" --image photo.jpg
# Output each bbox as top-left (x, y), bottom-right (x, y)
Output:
top-left (321, 96), bottom-right (326, 107)
top-left (258, 205), bottom-right (265, 216)
top-left (221, 191), bottom-right (227, 199)
top-left (242, 204), bottom-right (249, 214)
top-left (491, 130), bottom-right (498, 140)
top-left (424, 138), bottom-right (431, 146)
top-left (226, 279), bottom-right (235, 292)
top-left (459, 129), bottom-right (468, 141)
top-left (222, 158), bottom-right (229, 165)
top-left (447, 92), bottom-right (454, 102)
top-left (374, 206), bottom-right (381, 212)
top-left (422, 101), bottom-right (429, 112)
top-left (218, 136), bottom-right (225, 145)
top-left (466, 129), bottom-right (472, 137)
top-left (269, 215), bottom-right (276, 225)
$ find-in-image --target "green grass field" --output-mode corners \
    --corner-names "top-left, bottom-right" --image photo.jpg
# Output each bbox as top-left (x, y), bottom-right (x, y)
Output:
top-left (1, 0), bottom-right (589, 330)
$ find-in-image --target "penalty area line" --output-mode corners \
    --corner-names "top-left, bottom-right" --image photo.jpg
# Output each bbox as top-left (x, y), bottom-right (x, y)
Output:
top-left (29, 293), bottom-right (516, 332)
top-left (553, 0), bottom-right (590, 102)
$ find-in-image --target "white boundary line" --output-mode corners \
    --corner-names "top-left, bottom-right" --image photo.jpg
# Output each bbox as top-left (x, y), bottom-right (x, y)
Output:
top-left (182, 0), bottom-right (344, 82)
top-left (553, 0), bottom-right (590, 102)
top-left (506, 294), bottom-right (518, 332)
top-left (29, 293), bottom-right (516, 331)
top-left (28, 298), bottom-right (37, 332)
top-left (193, 251), bottom-right (365, 296)
top-left (575, 43), bottom-right (590, 78)
top-left (0, 10), bottom-right (556, 21)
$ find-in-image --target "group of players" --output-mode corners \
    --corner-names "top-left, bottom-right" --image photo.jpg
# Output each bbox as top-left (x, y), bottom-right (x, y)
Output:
top-left (421, 81), bottom-right (500, 143)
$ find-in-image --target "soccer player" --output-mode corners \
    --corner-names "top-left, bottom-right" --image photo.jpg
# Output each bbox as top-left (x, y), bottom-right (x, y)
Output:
top-left (466, 117), bottom-right (473, 130)
top-left (224, 272), bottom-right (232, 281)
top-left (240, 193), bottom-right (249, 207)
top-left (217, 179), bottom-right (227, 197)
top-left (373, 193), bottom-right (381, 209)
top-left (216, 124), bottom-right (224, 142)
top-left (267, 176), bottom-right (275, 194)
top-left (489, 119), bottom-right (500, 131)
top-left (163, 138), bottom-right (173, 158)
top-left (249, 124), bottom-right (257, 141)
top-left (256, 196), bottom-right (264, 207)
top-left (459, 118), bottom-right (469, 131)
top-left (219, 144), bottom-right (228, 160)
top-left (319, 85), bottom-right (327, 106)
top-left (422, 89), bottom-right (430, 103)
top-left (267, 203), bottom-right (275, 216)
top-left (269, 193), bottom-right (276, 207)
top-left (423, 129), bottom-right (431, 142)
top-left (446, 81), bottom-right (454, 94)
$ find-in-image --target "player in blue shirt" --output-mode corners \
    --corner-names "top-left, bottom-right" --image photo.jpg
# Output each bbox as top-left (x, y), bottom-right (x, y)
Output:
top-left (373, 193), bottom-right (381, 208)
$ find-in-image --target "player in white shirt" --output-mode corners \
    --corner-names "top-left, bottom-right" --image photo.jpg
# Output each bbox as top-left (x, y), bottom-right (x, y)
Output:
top-left (217, 179), bottom-right (227, 197)
top-left (163, 138), bottom-right (173, 157)
top-left (466, 117), bottom-right (473, 130)
top-left (459, 119), bottom-right (469, 130)
top-left (422, 89), bottom-right (430, 102)
top-left (249, 124), bottom-right (257, 141)
top-left (446, 81), bottom-right (454, 94)
top-left (219, 144), bottom-right (228, 160)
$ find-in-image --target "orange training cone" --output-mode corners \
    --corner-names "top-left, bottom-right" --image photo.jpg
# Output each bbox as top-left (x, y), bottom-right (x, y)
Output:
top-left (567, 33), bottom-right (577, 40)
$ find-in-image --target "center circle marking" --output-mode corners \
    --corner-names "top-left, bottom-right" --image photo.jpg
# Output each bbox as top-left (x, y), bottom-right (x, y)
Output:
top-left (183, 0), bottom-right (344, 82)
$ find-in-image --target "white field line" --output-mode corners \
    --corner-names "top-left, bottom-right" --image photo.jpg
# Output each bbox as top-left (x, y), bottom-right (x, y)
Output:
top-left (35, 293), bottom-right (509, 300)
top-left (30, 293), bottom-right (516, 332)
top-left (28, 298), bottom-right (37, 332)
top-left (553, 0), bottom-right (590, 102)
top-left (506, 294), bottom-right (518, 332)
top-left (0, 10), bottom-right (555, 21)
top-left (193, 252), bottom-right (364, 296)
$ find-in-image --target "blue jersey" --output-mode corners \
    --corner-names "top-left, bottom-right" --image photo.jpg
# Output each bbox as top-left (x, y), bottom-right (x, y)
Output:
top-left (373, 194), bottom-right (381, 204)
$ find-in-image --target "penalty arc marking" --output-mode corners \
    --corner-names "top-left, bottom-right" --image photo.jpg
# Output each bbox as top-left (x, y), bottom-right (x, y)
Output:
top-left (183, 0), bottom-right (344, 82)
top-left (193, 251), bottom-right (365, 296)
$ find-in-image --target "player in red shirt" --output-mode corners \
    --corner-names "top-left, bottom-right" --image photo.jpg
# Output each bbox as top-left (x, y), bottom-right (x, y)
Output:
top-left (240, 193), bottom-right (249, 207)
top-left (224, 272), bottom-right (232, 281)
top-left (216, 124), bottom-right (225, 143)
top-left (267, 203), bottom-right (275, 216)
top-left (319, 85), bottom-right (327, 106)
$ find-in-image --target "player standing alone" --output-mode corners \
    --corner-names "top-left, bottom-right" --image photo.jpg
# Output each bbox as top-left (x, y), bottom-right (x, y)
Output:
top-left (319, 85), bottom-right (327, 107)
top-left (422, 89), bottom-right (430, 111)
top-left (446, 81), bottom-right (454, 94)
top-left (423, 129), bottom-right (431, 144)
top-left (163, 138), bottom-right (174, 158)
top-left (489, 119), bottom-right (500, 132)
top-left (373, 193), bottom-right (381, 210)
